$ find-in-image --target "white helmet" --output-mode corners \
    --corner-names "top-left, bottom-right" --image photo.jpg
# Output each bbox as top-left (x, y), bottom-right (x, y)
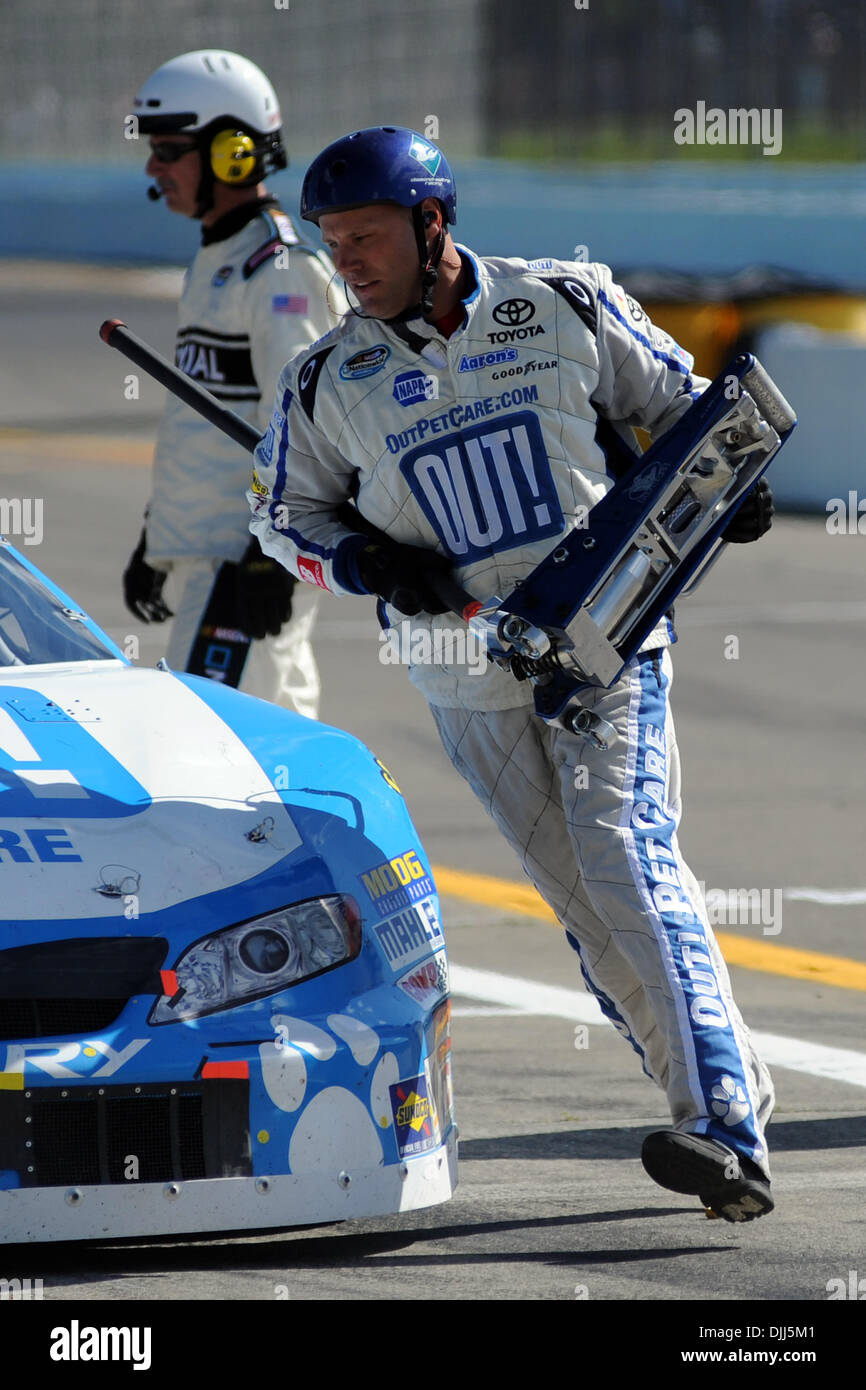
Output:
top-left (133, 50), bottom-right (287, 209)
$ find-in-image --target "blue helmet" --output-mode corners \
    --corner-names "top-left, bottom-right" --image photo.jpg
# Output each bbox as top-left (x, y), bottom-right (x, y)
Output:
top-left (301, 126), bottom-right (457, 226)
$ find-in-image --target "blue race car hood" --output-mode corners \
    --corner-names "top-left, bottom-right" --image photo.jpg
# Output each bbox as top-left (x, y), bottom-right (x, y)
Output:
top-left (0, 664), bottom-right (304, 921)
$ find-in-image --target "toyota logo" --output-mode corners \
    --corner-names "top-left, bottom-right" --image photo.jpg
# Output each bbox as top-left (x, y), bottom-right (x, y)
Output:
top-left (492, 298), bottom-right (536, 326)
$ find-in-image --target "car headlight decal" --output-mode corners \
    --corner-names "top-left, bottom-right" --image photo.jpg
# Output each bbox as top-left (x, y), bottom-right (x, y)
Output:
top-left (149, 895), bottom-right (361, 1024)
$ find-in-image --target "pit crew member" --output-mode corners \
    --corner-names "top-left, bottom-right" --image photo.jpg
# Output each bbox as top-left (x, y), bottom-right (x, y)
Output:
top-left (247, 126), bottom-right (776, 1219)
top-left (123, 50), bottom-right (343, 713)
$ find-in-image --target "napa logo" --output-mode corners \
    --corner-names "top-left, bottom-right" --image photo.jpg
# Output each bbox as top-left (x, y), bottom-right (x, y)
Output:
top-left (408, 136), bottom-right (441, 176)
top-left (393, 370), bottom-right (439, 407)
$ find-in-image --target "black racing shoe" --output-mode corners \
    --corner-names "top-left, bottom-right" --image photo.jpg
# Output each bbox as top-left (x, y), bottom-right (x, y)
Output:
top-left (641, 1130), bottom-right (773, 1223)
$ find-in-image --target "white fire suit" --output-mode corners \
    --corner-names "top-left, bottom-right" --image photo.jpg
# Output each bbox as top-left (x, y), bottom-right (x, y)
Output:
top-left (146, 198), bottom-right (342, 714)
top-left (248, 250), bottom-right (775, 1170)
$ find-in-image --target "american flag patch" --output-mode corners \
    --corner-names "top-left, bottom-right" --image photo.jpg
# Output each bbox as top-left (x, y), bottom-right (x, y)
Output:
top-left (272, 294), bottom-right (308, 314)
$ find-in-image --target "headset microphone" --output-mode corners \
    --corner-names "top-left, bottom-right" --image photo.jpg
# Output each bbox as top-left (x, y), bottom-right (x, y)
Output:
top-left (147, 185), bottom-right (163, 201)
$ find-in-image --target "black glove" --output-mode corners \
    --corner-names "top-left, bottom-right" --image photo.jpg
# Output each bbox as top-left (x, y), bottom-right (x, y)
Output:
top-left (355, 541), bottom-right (453, 617)
top-left (123, 529), bottom-right (173, 622)
top-left (722, 478), bottom-right (774, 544)
top-left (234, 537), bottom-right (295, 640)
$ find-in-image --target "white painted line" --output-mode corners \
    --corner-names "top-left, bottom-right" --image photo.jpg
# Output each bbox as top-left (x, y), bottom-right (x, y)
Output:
top-left (678, 600), bottom-right (866, 626)
top-left (450, 963), bottom-right (866, 1090)
top-left (451, 1004), bottom-right (528, 1018)
top-left (451, 964), bottom-right (606, 1024)
top-left (752, 1032), bottom-right (866, 1088)
top-left (784, 888), bottom-right (866, 906)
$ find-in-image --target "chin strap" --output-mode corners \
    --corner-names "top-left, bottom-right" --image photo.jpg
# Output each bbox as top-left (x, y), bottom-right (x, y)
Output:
top-left (387, 206), bottom-right (447, 323)
top-left (416, 204), bottom-right (447, 316)
top-left (345, 206), bottom-right (447, 327)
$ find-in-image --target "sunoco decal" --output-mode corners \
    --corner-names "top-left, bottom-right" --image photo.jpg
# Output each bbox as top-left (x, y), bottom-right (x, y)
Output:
top-left (390, 1073), bottom-right (439, 1156)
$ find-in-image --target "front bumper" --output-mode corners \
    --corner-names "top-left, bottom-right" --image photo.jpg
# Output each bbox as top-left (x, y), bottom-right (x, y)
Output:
top-left (0, 1129), bottom-right (458, 1242)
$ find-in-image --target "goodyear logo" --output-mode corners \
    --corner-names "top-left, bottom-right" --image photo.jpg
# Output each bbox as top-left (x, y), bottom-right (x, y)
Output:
top-left (250, 470), bottom-right (268, 497)
top-left (360, 848), bottom-right (434, 915)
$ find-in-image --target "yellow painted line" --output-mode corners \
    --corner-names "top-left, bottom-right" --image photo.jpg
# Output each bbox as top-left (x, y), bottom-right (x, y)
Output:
top-left (0, 1073), bottom-right (24, 1090)
top-left (0, 429), bottom-right (153, 467)
top-left (431, 864), bottom-right (866, 993)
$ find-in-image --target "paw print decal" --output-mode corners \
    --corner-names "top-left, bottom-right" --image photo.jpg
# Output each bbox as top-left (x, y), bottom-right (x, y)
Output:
top-left (258, 1013), bottom-right (398, 1173)
top-left (710, 1074), bottom-right (751, 1127)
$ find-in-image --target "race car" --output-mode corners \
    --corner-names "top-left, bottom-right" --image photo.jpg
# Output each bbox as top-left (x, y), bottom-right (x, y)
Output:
top-left (0, 536), bottom-right (456, 1242)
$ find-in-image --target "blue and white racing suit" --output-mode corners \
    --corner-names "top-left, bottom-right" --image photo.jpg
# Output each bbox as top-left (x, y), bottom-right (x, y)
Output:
top-left (247, 250), bottom-right (775, 1171)
top-left (146, 198), bottom-right (343, 715)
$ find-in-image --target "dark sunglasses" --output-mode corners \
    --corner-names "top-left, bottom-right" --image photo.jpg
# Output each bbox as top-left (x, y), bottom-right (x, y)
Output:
top-left (149, 141), bottom-right (198, 164)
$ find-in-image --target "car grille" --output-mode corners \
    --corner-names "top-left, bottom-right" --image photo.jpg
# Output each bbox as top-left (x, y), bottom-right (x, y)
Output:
top-left (0, 1081), bottom-right (251, 1187)
top-left (0, 937), bottom-right (167, 1040)
top-left (0, 998), bottom-right (128, 1041)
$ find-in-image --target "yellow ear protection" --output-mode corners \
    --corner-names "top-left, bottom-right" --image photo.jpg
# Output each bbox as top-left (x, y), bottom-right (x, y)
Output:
top-left (210, 128), bottom-right (259, 184)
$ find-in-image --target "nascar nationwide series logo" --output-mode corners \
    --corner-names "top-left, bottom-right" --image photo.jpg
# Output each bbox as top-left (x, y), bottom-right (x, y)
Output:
top-left (339, 345), bottom-right (390, 381)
